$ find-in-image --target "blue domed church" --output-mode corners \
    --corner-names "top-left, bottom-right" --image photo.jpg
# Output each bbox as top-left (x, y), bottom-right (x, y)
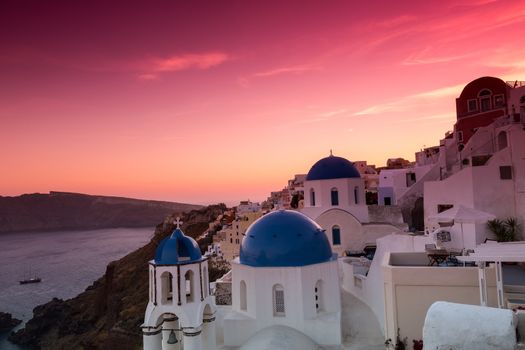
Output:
top-left (142, 219), bottom-right (216, 350)
top-left (298, 153), bottom-right (376, 256)
top-left (222, 210), bottom-right (342, 348)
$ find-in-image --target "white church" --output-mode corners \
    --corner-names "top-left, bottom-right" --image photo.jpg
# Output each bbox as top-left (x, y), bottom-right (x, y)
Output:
top-left (300, 153), bottom-right (406, 256)
top-left (142, 210), bottom-right (344, 350)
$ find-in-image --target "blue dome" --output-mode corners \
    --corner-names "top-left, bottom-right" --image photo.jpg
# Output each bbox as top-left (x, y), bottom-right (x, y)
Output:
top-left (154, 228), bottom-right (203, 265)
top-left (239, 210), bottom-right (334, 267)
top-left (306, 155), bottom-right (360, 181)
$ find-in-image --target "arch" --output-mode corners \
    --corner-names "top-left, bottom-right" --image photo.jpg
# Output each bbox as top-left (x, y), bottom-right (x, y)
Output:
top-left (520, 95), bottom-right (525, 104)
top-left (196, 301), bottom-right (217, 325)
top-left (478, 88), bottom-right (492, 97)
top-left (310, 188), bottom-right (316, 206)
top-left (478, 89), bottom-right (492, 112)
top-left (240, 280), bottom-right (247, 311)
top-left (315, 279), bottom-right (323, 312)
top-left (330, 187), bottom-right (339, 206)
top-left (160, 271), bottom-right (173, 305)
top-left (354, 186), bottom-right (359, 204)
top-left (185, 270), bottom-right (194, 303)
top-left (272, 284), bottom-right (285, 317)
top-left (498, 131), bottom-right (508, 150)
top-left (331, 225), bottom-right (341, 246)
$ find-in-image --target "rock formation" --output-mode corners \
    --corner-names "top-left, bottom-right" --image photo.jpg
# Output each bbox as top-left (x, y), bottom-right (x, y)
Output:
top-left (0, 191), bottom-right (203, 233)
top-left (0, 312), bottom-right (21, 332)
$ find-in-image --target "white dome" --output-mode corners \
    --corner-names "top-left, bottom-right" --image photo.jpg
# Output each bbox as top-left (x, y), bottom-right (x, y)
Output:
top-left (239, 325), bottom-right (318, 350)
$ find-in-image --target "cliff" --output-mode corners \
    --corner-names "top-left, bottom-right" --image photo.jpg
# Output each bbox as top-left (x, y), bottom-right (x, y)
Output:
top-left (9, 204), bottom-right (229, 349)
top-left (0, 312), bottom-right (21, 332)
top-left (0, 191), bottom-right (203, 233)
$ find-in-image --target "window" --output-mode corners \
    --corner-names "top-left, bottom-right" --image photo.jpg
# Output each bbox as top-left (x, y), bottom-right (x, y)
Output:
top-left (332, 226), bottom-right (341, 246)
top-left (480, 97), bottom-right (491, 112)
top-left (230, 238), bottom-right (233, 244)
top-left (185, 270), bottom-right (194, 303)
top-left (468, 99), bottom-right (477, 112)
top-left (457, 130), bottom-right (463, 142)
top-left (273, 284), bottom-right (285, 316)
top-left (500, 166), bottom-right (512, 180)
top-left (494, 94), bottom-right (505, 107)
top-left (498, 131), bottom-right (508, 150)
top-left (161, 272), bottom-right (173, 304)
top-left (331, 188), bottom-right (339, 206)
top-left (203, 267), bottom-right (209, 298)
top-left (406, 172), bottom-right (416, 187)
top-left (478, 89), bottom-right (492, 96)
top-left (310, 189), bottom-right (316, 206)
top-left (149, 270), bottom-right (153, 301)
top-left (384, 197), bottom-right (391, 206)
top-left (437, 204), bottom-right (453, 213)
top-left (315, 280), bottom-right (323, 312)
top-left (354, 186), bottom-right (359, 204)
top-left (240, 280), bottom-right (247, 311)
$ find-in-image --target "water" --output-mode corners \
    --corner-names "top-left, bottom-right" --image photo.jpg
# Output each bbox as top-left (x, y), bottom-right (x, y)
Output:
top-left (0, 227), bottom-right (154, 349)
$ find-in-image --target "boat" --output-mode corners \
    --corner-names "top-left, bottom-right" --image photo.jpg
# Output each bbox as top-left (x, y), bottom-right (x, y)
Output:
top-left (19, 266), bottom-right (42, 284)
top-left (19, 277), bottom-right (42, 284)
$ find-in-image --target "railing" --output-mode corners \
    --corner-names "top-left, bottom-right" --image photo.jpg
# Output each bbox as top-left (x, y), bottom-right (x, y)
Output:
top-left (506, 81), bottom-right (525, 88)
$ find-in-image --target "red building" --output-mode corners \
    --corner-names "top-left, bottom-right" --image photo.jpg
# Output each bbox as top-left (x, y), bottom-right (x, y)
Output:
top-left (454, 76), bottom-right (509, 150)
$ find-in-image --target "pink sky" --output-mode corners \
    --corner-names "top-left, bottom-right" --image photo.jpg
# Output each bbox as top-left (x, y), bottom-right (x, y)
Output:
top-left (1, 0), bottom-right (525, 205)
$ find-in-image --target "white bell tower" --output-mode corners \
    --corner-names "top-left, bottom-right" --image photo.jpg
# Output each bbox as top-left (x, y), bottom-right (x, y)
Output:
top-left (142, 218), bottom-right (217, 350)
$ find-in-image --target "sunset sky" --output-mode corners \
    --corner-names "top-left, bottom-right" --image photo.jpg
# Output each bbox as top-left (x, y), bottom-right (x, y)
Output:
top-left (1, 0), bottom-right (525, 205)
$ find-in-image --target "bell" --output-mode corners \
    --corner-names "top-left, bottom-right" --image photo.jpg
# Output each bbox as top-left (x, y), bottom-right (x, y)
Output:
top-left (167, 330), bottom-right (178, 344)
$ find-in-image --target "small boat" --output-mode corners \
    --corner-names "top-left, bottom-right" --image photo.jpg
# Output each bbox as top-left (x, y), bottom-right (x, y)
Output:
top-left (19, 277), bottom-right (42, 284)
top-left (19, 265), bottom-right (42, 284)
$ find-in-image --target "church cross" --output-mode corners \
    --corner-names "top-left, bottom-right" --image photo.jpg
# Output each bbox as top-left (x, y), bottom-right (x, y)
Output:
top-left (174, 217), bottom-right (183, 229)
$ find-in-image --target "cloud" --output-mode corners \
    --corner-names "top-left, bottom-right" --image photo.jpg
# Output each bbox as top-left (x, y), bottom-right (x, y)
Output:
top-left (392, 113), bottom-right (456, 124)
top-left (403, 49), bottom-right (473, 66)
top-left (352, 84), bottom-right (463, 116)
top-left (151, 52), bottom-right (229, 72)
top-left (252, 65), bottom-right (321, 78)
top-left (137, 52), bottom-right (230, 80)
top-left (294, 117), bottom-right (329, 124)
top-left (412, 84), bottom-right (465, 98)
top-left (319, 109), bottom-right (348, 118)
top-left (137, 73), bottom-right (159, 80)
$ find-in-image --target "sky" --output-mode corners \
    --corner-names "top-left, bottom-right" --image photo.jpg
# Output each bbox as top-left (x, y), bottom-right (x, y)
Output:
top-left (1, 0), bottom-right (525, 205)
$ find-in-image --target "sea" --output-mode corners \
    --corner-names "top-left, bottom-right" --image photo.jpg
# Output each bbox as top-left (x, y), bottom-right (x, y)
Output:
top-left (0, 227), bottom-right (154, 350)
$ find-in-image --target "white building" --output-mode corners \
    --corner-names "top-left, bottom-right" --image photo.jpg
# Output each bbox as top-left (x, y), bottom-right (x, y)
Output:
top-left (424, 114), bottom-right (525, 250)
top-left (222, 210), bottom-right (342, 348)
top-left (236, 201), bottom-right (261, 215)
top-left (377, 164), bottom-right (434, 206)
top-left (300, 153), bottom-right (406, 255)
top-left (142, 219), bottom-right (217, 350)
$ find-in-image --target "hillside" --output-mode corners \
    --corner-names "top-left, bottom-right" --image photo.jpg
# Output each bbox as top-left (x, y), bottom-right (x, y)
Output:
top-left (0, 191), bottom-right (203, 233)
top-left (9, 204), bottom-right (229, 349)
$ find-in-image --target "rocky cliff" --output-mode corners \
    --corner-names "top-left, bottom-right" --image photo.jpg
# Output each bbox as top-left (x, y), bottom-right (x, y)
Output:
top-left (0, 191), bottom-right (203, 233)
top-left (0, 312), bottom-right (21, 332)
top-left (9, 204), bottom-right (229, 350)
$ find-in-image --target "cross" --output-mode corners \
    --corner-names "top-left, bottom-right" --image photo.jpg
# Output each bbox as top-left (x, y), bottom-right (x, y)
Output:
top-left (174, 217), bottom-right (183, 229)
